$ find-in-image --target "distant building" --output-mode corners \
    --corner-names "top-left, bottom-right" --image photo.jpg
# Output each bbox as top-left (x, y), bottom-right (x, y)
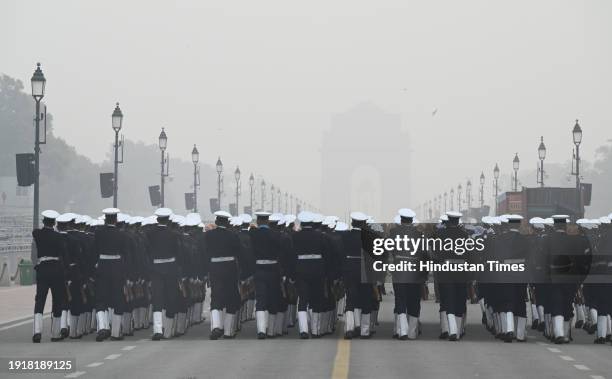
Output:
top-left (320, 103), bottom-right (410, 221)
top-left (496, 185), bottom-right (591, 220)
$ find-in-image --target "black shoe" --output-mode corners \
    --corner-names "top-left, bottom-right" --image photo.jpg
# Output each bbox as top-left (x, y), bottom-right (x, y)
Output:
top-left (482, 314), bottom-right (487, 325)
top-left (209, 328), bottom-right (223, 340)
top-left (257, 332), bottom-right (266, 340)
top-left (344, 331), bottom-right (352, 340)
top-left (399, 335), bottom-right (408, 341)
top-left (606, 334), bottom-right (612, 342)
top-left (311, 334), bottom-right (320, 339)
top-left (95, 331), bottom-right (107, 342)
top-left (223, 334), bottom-right (235, 339)
top-left (392, 333), bottom-right (398, 339)
top-left (537, 323), bottom-right (545, 332)
top-left (575, 320), bottom-right (584, 329)
top-left (110, 336), bottom-right (124, 341)
top-left (554, 336), bottom-right (565, 344)
top-left (32, 334), bottom-right (41, 343)
top-left (60, 328), bottom-right (69, 339)
top-left (69, 335), bottom-right (82, 339)
top-left (594, 337), bottom-right (606, 344)
top-left (51, 337), bottom-right (63, 342)
top-left (588, 325), bottom-right (596, 335)
top-left (438, 332), bottom-right (448, 339)
top-left (503, 332), bottom-right (513, 343)
top-left (300, 332), bottom-right (310, 339)
top-left (152, 333), bottom-right (162, 341)
top-left (448, 334), bottom-right (458, 341)
top-left (359, 334), bottom-right (371, 339)
top-left (531, 320), bottom-right (539, 330)
top-left (516, 338), bottom-right (526, 342)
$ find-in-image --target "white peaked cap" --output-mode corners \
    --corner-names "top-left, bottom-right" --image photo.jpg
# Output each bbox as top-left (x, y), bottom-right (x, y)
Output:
top-left (543, 217), bottom-right (554, 225)
top-left (102, 208), bottom-right (120, 215)
top-left (41, 210), bottom-right (60, 219)
top-left (440, 214), bottom-right (449, 222)
top-left (284, 214), bottom-right (296, 226)
top-left (240, 213), bottom-right (253, 224)
top-left (56, 213), bottom-right (73, 223)
top-left (214, 210), bottom-right (232, 219)
top-left (155, 208), bottom-right (173, 217)
top-left (229, 217), bottom-right (242, 226)
top-left (312, 213), bottom-right (324, 223)
top-left (118, 213), bottom-right (130, 222)
top-left (446, 211), bottom-right (462, 218)
top-left (255, 211), bottom-right (271, 217)
top-left (173, 215), bottom-right (185, 225)
top-left (323, 216), bottom-right (338, 226)
top-left (269, 213), bottom-right (283, 222)
top-left (393, 215), bottom-right (401, 225)
top-left (350, 212), bottom-right (368, 221)
top-left (506, 214), bottom-right (524, 221)
top-left (335, 222), bottom-right (349, 231)
top-left (297, 211), bottom-right (314, 223)
top-left (185, 213), bottom-right (202, 224)
top-left (398, 208), bottom-right (416, 218)
top-left (599, 216), bottom-right (611, 224)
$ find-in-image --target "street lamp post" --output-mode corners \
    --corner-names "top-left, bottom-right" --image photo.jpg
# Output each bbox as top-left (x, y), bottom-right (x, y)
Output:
top-left (479, 172), bottom-right (485, 207)
top-left (493, 163), bottom-right (500, 215)
top-left (284, 192), bottom-right (288, 213)
top-left (572, 120), bottom-right (583, 217)
top-left (31, 63), bottom-right (46, 230)
top-left (111, 103), bottom-right (123, 207)
top-left (249, 173), bottom-right (254, 215)
top-left (443, 192), bottom-right (448, 212)
top-left (457, 184), bottom-right (462, 211)
top-left (158, 128), bottom-right (169, 207)
top-left (261, 179), bottom-right (266, 212)
top-left (234, 166), bottom-right (241, 214)
top-left (270, 184), bottom-right (275, 213)
top-left (512, 153), bottom-right (520, 191)
top-left (216, 157), bottom-right (223, 210)
top-left (450, 188), bottom-right (455, 210)
top-left (537, 137), bottom-right (546, 187)
top-left (466, 180), bottom-right (472, 209)
top-left (290, 194), bottom-right (294, 214)
top-left (191, 145), bottom-right (199, 212)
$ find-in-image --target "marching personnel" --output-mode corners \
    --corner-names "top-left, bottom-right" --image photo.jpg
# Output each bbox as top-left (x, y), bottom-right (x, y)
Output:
top-left (389, 208), bottom-right (427, 340)
top-left (32, 210), bottom-right (67, 343)
top-left (56, 213), bottom-right (87, 339)
top-left (434, 211), bottom-right (471, 341)
top-left (338, 212), bottom-right (375, 339)
top-left (291, 211), bottom-right (333, 339)
top-left (491, 214), bottom-right (529, 342)
top-left (237, 214), bottom-right (256, 323)
top-left (249, 211), bottom-right (288, 339)
top-left (93, 208), bottom-right (130, 341)
top-left (544, 215), bottom-right (592, 344)
top-left (144, 208), bottom-right (182, 340)
top-left (269, 213), bottom-right (293, 337)
top-left (199, 211), bottom-right (247, 339)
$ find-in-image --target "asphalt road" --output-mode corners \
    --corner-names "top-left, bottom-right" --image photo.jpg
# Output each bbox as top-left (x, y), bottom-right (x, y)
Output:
top-left (1, 295), bottom-right (612, 379)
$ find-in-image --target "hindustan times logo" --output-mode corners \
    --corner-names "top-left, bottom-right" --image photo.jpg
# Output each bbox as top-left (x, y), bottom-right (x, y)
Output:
top-left (372, 235), bottom-right (486, 256)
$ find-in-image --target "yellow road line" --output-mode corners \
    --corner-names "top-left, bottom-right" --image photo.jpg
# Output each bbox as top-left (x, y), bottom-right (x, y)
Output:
top-left (331, 338), bottom-right (351, 379)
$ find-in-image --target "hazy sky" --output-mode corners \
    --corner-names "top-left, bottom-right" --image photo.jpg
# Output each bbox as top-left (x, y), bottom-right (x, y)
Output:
top-left (3, 0), bottom-right (611, 214)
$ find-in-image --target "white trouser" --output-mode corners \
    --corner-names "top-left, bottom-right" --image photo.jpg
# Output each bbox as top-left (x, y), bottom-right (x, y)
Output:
top-left (398, 313), bottom-right (408, 337)
top-left (256, 311), bottom-right (267, 334)
top-left (153, 311), bottom-right (163, 334)
top-left (33, 313), bottom-right (43, 335)
top-left (298, 311), bottom-right (309, 334)
top-left (344, 311), bottom-right (355, 333)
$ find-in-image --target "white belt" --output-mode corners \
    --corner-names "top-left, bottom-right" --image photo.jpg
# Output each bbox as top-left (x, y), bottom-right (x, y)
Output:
top-left (346, 255), bottom-right (361, 259)
top-left (38, 256), bottom-right (59, 262)
top-left (256, 259), bottom-right (277, 265)
top-left (298, 254), bottom-right (322, 260)
top-left (503, 259), bottom-right (525, 264)
top-left (153, 257), bottom-right (175, 264)
top-left (211, 256), bottom-right (235, 263)
top-left (396, 255), bottom-right (415, 260)
top-left (100, 254), bottom-right (121, 260)
top-left (607, 262), bottom-right (612, 267)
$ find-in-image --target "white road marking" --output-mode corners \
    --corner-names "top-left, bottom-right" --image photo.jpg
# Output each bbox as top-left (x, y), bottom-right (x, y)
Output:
top-left (105, 354), bottom-right (121, 360)
top-left (547, 347), bottom-right (562, 353)
top-left (0, 314), bottom-right (50, 331)
top-left (590, 376), bottom-right (605, 379)
top-left (65, 371), bottom-right (86, 378)
top-left (559, 356), bottom-right (575, 361)
top-left (122, 345), bottom-right (136, 351)
top-left (86, 362), bottom-right (104, 367)
top-left (574, 365), bottom-right (590, 371)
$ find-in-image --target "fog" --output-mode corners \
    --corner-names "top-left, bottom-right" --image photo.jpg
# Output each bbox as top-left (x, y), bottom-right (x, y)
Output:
top-left (3, 0), bottom-right (611, 217)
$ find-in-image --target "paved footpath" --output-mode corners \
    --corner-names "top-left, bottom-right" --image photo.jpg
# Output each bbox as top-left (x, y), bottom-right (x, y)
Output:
top-left (1, 292), bottom-right (612, 379)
